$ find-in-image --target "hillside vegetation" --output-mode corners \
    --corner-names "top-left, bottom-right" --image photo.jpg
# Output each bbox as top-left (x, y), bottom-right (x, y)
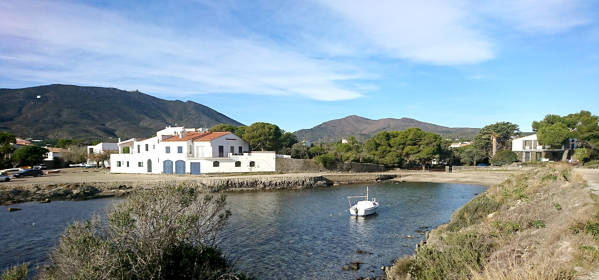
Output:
top-left (386, 164), bottom-right (599, 280)
top-left (0, 84), bottom-right (242, 140)
top-left (294, 115), bottom-right (479, 143)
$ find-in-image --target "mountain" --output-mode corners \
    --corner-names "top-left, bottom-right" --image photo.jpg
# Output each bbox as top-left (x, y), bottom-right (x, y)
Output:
top-left (294, 115), bottom-right (480, 143)
top-left (0, 84), bottom-right (243, 140)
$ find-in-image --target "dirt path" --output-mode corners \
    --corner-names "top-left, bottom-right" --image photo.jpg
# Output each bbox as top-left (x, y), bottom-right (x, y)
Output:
top-left (576, 168), bottom-right (599, 195)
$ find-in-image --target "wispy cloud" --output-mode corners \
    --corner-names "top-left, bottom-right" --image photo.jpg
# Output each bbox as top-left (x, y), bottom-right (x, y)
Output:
top-left (0, 1), bottom-right (363, 101)
top-left (483, 0), bottom-right (592, 34)
top-left (314, 0), bottom-right (494, 65)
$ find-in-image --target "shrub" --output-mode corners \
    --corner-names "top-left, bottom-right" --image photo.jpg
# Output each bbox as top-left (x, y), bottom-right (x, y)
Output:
top-left (41, 185), bottom-right (246, 280)
top-left (529, 220), bottom-right (546, 229)
top-left (446, 194), bottom-right (501, 232)
top-left (1, 264), bottom-right (27, 280)
top-left (410, 232), bottom-right (493, 280)
top-left (314, 153), bottom-right (338, 170)
top-left (489, 150), bottom-right (518, 166)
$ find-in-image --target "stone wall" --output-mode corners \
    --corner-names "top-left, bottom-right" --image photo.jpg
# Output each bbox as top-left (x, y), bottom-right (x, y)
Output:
top-left (275, 158), bottom-right (386, 173)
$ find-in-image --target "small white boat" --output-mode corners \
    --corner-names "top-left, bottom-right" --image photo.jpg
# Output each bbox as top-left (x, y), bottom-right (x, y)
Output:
top-left (347, 186), bottom-right (379, 216)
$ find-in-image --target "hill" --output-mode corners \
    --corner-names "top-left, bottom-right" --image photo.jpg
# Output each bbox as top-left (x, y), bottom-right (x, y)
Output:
top-left (294, 115), bottom-right (479, 143)
top-left (0, 84), bottom-right (243, 140)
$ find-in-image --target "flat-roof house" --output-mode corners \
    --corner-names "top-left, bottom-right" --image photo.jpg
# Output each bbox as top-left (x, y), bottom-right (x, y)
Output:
top-left (87, 142), bottom-right (118, 167)
top-left (511, 134), bottom-right (564, 162)
top-left (45, 147), bottom-right (68, 161)
top-left (110, 126), bottom-right (275, 174)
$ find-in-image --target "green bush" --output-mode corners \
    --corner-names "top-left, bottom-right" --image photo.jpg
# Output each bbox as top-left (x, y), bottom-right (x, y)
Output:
top-left (41, 185), bottom-right (248, 280)
top-left (314, 153), bottom-right (339, 170)
top-left (446, 194), bottom-right (501, 232)
top-left (410, 232), bottom-right (493, 280)
top-left (489, 150), bottom-right (518, 166)
top-left (1, 264), bottom-right (27, 280)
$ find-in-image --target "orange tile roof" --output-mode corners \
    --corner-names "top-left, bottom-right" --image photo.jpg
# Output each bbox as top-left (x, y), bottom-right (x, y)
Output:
top-left (162, 131), bottom-right (231, 142)
top-left (47, 147), bottom-right (68, 153)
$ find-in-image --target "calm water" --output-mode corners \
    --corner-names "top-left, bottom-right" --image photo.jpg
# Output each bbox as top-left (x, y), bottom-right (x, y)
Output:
top-left (0, 182), bottom-right (485, 279)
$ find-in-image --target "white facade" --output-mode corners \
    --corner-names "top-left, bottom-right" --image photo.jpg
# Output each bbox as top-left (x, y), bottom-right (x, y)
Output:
top-left (110, 126), bottom-right (276, 174)
top-left (87, 142), bottom-right (119, 166)
top-left (44, 147), bottom-right (67, 161)
top-left (511, 134), bottom-right (564, 162)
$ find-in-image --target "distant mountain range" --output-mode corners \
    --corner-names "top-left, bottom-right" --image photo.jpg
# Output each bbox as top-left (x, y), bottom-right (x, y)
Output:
top-left (0, 84), bottom-right (243, 140)
top-left (294, 115), bottom-right (480, 143)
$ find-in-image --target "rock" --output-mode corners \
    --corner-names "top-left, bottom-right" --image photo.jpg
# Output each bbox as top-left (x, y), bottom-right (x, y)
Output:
top-left (356, 249), bottom-right (373, 255)
top-left (349, 261), bottom-right (362, 271)
top-left (342, 265), bottom-right (349, 271)
top-left (8, 207), bottom-right (21, 212)
top-left (40, 198), bottom-right (51, 203)
top-left (407, 235), bottom-right (414, 239)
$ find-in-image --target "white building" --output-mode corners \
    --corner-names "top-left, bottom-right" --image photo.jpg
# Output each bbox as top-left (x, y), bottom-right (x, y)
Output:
top-left (87, 142), bottom-right (119, 167)
top-left (110, 126), bottom-right (276, 174)
top-left (44, 147), bottom-right (68, 161)
top-left (511, 134), bottom-right (564, 162)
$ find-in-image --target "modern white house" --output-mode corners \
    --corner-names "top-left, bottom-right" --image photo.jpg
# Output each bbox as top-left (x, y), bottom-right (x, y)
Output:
top-left (511, 134), bottom-right (565, 162)
top-left (44, 147), bottom-right (68, 161)
top-left (110, 126), bottom-right (276, 174)
top-left (87, 142), bottom-right (119, 167)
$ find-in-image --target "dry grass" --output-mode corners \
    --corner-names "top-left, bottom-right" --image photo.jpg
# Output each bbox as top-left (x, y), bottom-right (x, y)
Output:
top-left (386, 163), bottom-right (599, 280)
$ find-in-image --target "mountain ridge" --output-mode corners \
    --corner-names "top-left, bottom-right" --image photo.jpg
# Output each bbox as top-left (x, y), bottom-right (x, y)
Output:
top-left (294, 115), bottom-right (479, 143)
top-left (0, 84), bottom-right (243, 140)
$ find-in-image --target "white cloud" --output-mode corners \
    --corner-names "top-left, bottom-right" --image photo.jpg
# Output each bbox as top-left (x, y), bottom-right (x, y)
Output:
top-left (0, 1), bottom-right (363, 101)
top-left (483, 0), bottom-right (592, 34)
top-left (315, 0), bottom-right (495, 65)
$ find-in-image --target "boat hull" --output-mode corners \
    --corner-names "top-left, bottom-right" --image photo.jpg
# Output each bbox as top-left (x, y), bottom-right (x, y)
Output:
top-left (349, 202), bottom-right (379, 216)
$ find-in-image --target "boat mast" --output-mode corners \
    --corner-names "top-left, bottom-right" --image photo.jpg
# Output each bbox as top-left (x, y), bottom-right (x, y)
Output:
top-left (366, 186), bottom-right (369, 201)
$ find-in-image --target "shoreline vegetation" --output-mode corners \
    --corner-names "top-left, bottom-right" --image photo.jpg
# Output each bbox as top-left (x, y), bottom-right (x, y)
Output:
top-left (385, 163), bottom-right (599, 280)
top-left (0, 167), bottom-right (518, 206)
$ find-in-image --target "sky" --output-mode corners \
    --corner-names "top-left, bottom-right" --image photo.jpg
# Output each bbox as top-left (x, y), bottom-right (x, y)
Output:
top-left (1, 0), bottom-right (598, 132)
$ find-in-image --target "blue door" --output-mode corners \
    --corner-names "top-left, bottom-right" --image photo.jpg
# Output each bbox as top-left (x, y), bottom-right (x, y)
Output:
top-left (175, 160), bottom-right (186, 174)
top-left (163, 160), bottom-right (173, 174)
top-left (190, 162), bottom-right (201, 174)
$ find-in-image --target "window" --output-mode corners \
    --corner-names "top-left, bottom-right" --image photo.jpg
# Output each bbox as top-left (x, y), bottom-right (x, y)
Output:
top-left (189, 145), bottom-right (193, 154)
top-left (230, 146), bottom-right (234, 154)
top-left (177, 146), bottom-right (183, 153)
top-left (145, 144), bottom-right (149, 151)
top-left (152, 144), bottom-right (155, 149)
top-left (123, 147), bottom-right (130, 154)
top-left (238, 146), bottom-right (242, 154)
top-left (235, 161), bottom-right (241, 167)
top-left (249, 161), bottom-right (255, 167)
top-left (89, 148), bottom-right (94, 154)
top-left (213, 161), bottom-right (219, 167)
top-left (117, 161), bottom-right (121, 167)
top-left (138, 162), bottom-right (143, 167)
top-left (165, 146), bottom-right (171, 153)
top-left (218, 146), bottom-right (224, 157)
top-left (126, 161), bottom-right (130, 167)
top-left (137, 145), bottom-right (140, 153)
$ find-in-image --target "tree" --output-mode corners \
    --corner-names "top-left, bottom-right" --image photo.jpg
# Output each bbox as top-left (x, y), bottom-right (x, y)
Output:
top-left (290, 142), bottom-right (310, 159)
top-left (278, 132), bottom-right (298, 153)
top-left (458, 146), bottom-right (487, 166)
top-left (89, 151), bottom-right (113, 167)
top-left (63, 145), bottom-right (87, 163)
top-left (56, 138), bottom-right (77, 148)
top-left (308, 145), bottom-right (326, 158)
top-left (242, 122), bottom-right (282, 151)
top-left (0, 132), bottom-right (16, 169)
top-left (533, 111), bottom-right (599, 161)
top-left (12, 146), bottom-right (48, 167)
top-left (473, 122), bottom-right (520, 157)
top-left (574, 148), bottom-right (592, 163)
top-left (209, 124), bottom-right (237, 133)
top-left (489, 150), bottom-right (518, 166)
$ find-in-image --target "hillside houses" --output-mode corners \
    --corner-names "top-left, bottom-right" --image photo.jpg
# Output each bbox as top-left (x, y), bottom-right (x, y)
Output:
top-left (110, 126), bottom-right (276, 174)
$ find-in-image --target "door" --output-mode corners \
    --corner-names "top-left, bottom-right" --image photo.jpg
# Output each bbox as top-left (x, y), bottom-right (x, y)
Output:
top-left (175, 160), bottom-right (186, 174)
top-left (147, 159), bottom-right (152, 173)
top-left (163, 160), bottom-right (173, 174)
top-left (524, 152), bottom-right (530, 162)
top-left (190, 162), bottom-right (201, 174)
top-left (218, 146), bottom-right (224, 157)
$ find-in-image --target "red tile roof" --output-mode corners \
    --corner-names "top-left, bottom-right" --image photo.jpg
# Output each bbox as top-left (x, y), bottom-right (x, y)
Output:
top-left (161, 131), bottom-right (231, 142)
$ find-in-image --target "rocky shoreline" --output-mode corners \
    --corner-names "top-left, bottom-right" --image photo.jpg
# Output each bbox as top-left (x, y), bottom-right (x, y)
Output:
top-left (0, 173), bottom-right (401, 205)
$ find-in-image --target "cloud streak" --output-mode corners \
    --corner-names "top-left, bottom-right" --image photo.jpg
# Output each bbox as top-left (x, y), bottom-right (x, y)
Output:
top-left (0, 1), bottom-right (364, 101)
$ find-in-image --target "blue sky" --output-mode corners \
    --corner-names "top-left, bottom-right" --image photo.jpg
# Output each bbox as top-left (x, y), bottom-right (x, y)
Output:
top-left (1, 0), bottom-right (598, 132)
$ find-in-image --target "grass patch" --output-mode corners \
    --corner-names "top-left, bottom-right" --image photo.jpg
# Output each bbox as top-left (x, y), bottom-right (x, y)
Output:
top-left (493, 221), bottom-right (522, 235)
top-left (554, 203), bottom-right (562, 210)
top-left (529, 220), bottom-right (546, 229)
top-left (1, 264), bottom-right (27, 280)
top-left (446, 195), bottom-right (501, 232)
